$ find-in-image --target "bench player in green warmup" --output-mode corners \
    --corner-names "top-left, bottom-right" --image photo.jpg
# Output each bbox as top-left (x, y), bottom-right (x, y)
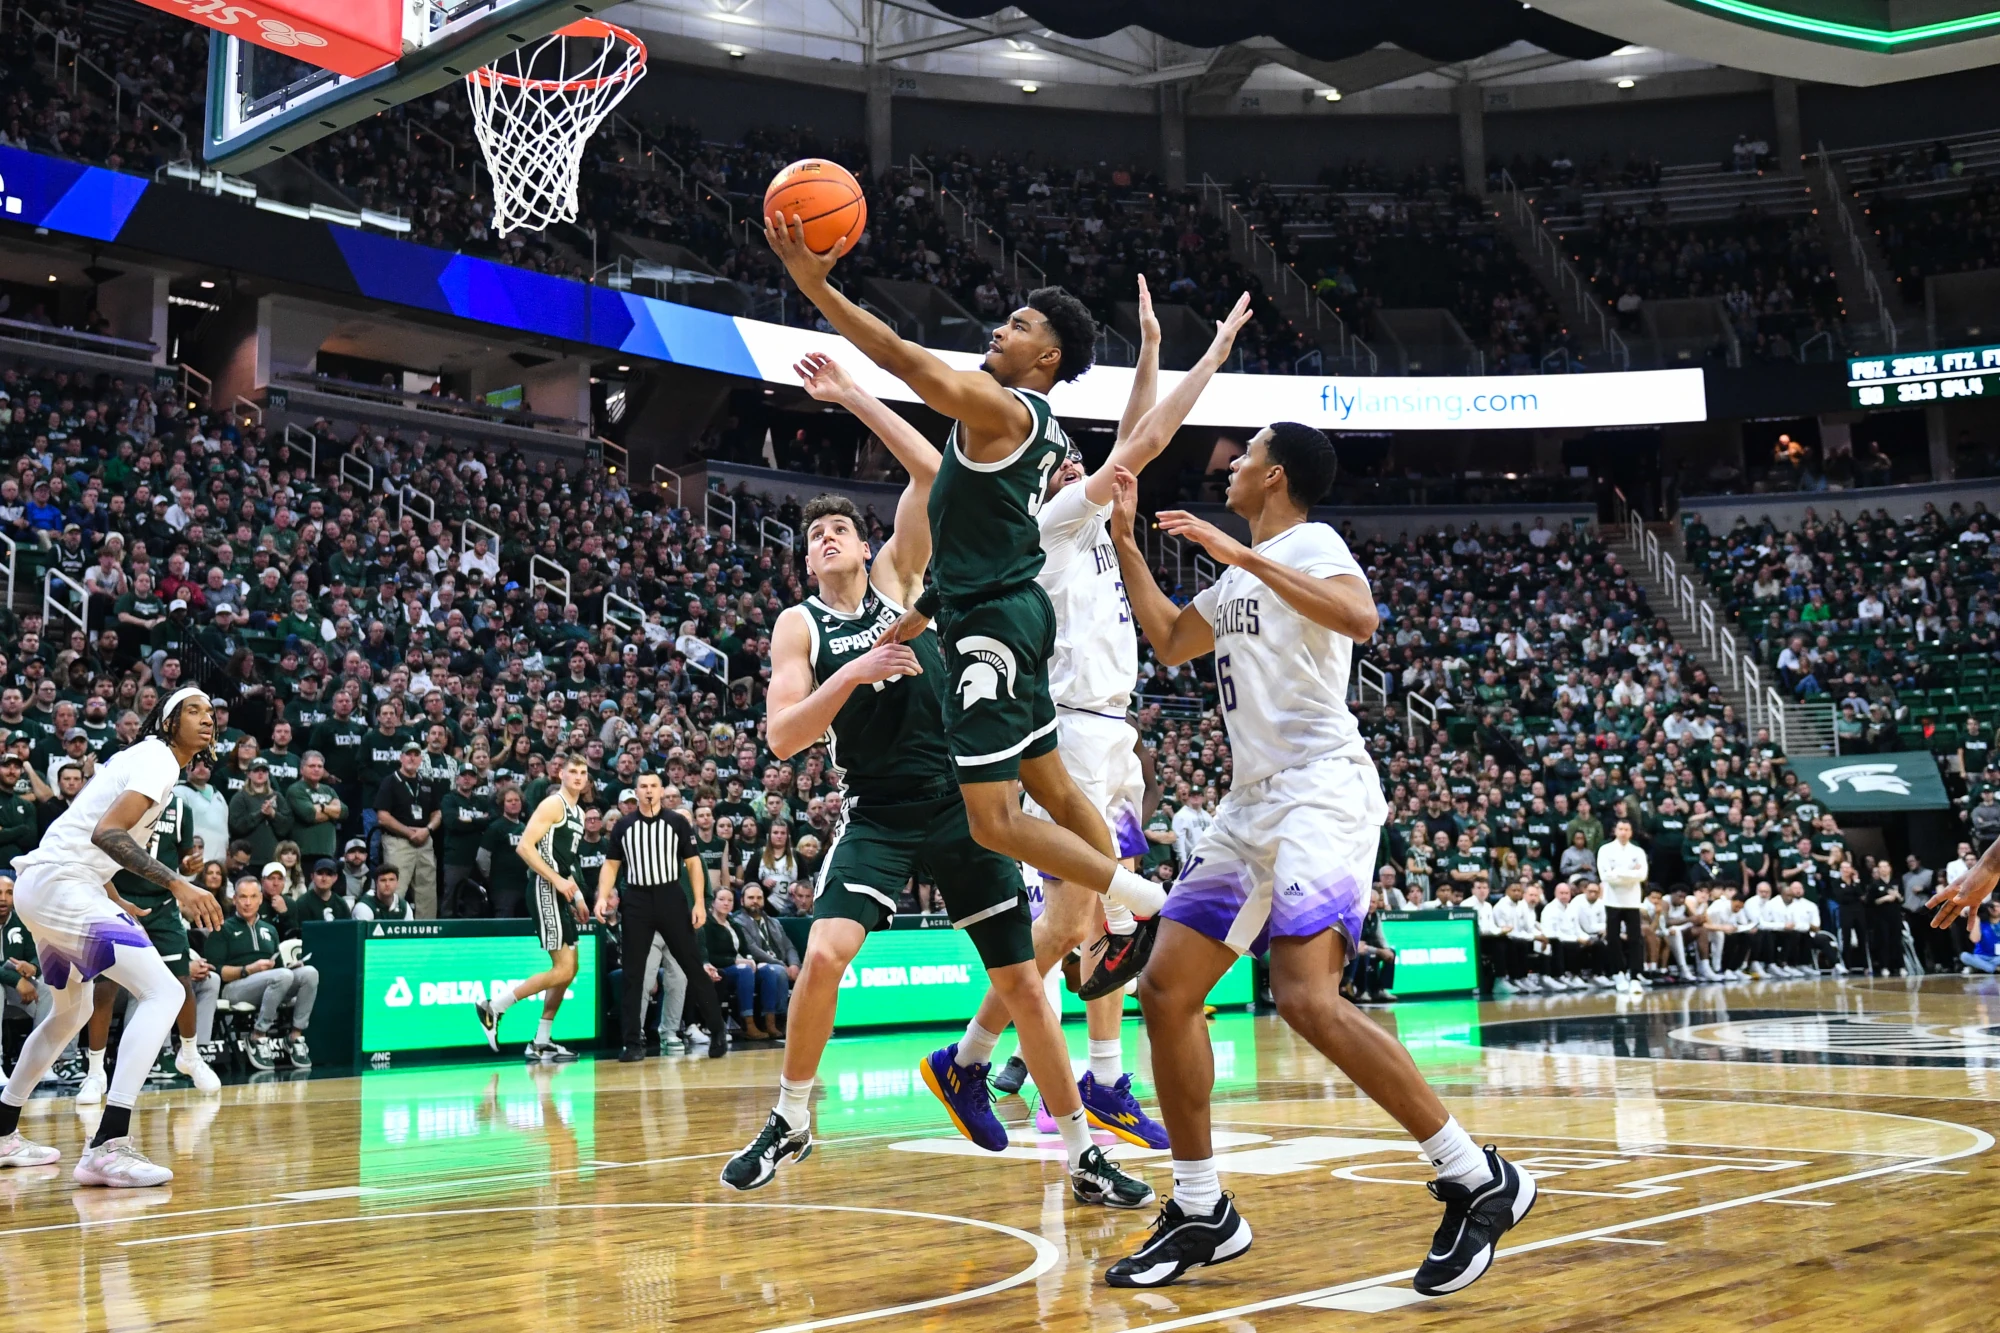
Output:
top-left (720, 352), bottom-right (1150, 1210)
top-left (763, 214), bottom-right (1168, 995)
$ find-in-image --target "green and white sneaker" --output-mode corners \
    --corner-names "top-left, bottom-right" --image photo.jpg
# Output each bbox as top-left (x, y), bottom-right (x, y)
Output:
top-left (720, 1111), bottom-right (813, 1191)
top-left (1071, 1145), bottom-right (1155, 1209)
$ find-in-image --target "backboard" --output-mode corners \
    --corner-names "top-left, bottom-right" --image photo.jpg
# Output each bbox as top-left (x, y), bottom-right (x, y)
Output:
top-left (203, 0), bottom-right (607, 173)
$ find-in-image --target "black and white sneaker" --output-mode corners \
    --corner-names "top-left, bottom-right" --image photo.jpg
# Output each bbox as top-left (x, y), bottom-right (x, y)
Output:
top-left (1069, 1145), bottom-right (1156, 1209)
top-left (523, 1040), bottom-right (577, 1064)
top-left (992, 1054), bottom-right (1030, 1096)
top-left (1411, 1146), bottom-right (1537, 1297)
top-left (1078, 916), bottom-right (1159, 1001)
top-left (473, 998), bottom-right (501, 1052)
top-left (720, 1110), bottom-right (813, 1191)
top-left (1105, 1194), bottom-right (1253, 1288)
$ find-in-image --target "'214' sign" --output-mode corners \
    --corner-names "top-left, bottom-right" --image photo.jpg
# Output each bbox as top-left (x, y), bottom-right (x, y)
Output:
top-left (131, 0), bottom-right (403, 79)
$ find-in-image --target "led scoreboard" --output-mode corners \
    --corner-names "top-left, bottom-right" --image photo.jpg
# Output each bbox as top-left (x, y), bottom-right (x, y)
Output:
top-left (1848, 343), bottom-right (2000, 408)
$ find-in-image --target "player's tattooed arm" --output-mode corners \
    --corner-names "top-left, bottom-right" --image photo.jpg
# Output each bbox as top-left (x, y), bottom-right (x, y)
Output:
top-left (93, 827), bottom-right (179, 889)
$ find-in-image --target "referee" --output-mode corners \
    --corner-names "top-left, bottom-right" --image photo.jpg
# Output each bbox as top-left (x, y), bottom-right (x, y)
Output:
top-left (596, 772), bottom-right (728, 1062)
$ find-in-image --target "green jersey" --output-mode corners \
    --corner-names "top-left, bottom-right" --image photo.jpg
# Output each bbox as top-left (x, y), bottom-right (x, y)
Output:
top-left (801, 583), bottom-right (953, 802)
top-left (927, 387), bottom-right (1071, 605)
top-left (115, 793), bottom-right (191, 913)
top-left (530, 793), bottom-right (584, 888)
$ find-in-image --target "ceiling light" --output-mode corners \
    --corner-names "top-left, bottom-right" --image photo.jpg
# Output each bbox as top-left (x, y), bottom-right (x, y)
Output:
top-left (1615, 77), bottom-right (1637, 88)
top-left (1020, 82), bottom-right (1038, 93)
top-left (710, 11), bottom-right (758, 24)
top-left (725, 45), bottom-right (746, 58)
top-left (1321, 88), bottom-right (1341, 102)
top-left (199, 279), bottom-right (216, 289)
top-left (46, 274), bottom-right (56, 283)
top-left (616, 364), bottom-right (630, 372)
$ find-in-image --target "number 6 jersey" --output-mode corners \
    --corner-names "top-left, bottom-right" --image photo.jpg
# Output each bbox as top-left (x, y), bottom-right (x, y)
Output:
top-left (1189, 522), bottom-right (1371, 789)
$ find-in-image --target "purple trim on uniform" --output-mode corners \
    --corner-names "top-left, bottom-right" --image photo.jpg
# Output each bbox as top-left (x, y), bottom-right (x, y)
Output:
top-left (1112, 806), bottom-right (1148, 860)
top-left (38, 913), bottom-right (150, 989)
top-left (1272, 870), bottom-right (1368, 949)
top-left (1160, 867), bottom-right (1251, 944)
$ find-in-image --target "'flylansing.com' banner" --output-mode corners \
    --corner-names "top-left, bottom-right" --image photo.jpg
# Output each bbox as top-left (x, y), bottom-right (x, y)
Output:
top-left (733, 321), bottom-right (1709, 431)
top-left (1787, 753), bottom-right (1952, 813)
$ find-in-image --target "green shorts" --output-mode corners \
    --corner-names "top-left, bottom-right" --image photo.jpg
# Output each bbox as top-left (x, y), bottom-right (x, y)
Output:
top-left (137, 904), bottom-right (191, 978)
top-left (815, 790), bottom-right (1034, 970)
top-left (938, 585), bottom-right (1059, 784)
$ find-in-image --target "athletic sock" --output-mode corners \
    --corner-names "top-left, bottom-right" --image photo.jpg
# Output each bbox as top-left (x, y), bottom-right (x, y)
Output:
top-left (86, 1049), bottom-right (105, 1080)
top-left (955, 1020), bottom-right (1001, 1068)
top-left (490, 983), bottom-right (518, 1014)
top-left (1057, 1106), bottom-right (1094, 1167)
top-left (535, 1016), bottom-right (554, 1046)
top-left (1102, 900), bottom-right (1137, 937)
top-left (180, 1035), bottom-right (200, 1059)
top-left (775, 1075), bottom-right (813, 1130)
top-left (91, 1105), bottom-right (132, 1147)
top-left (1172, 1158), bottom-right (1220, 1214)
top-left (1087, 1038), bottom-right (1122, 1084)
top-left (1418, 1116), bottom-right (1492, 1189)
top-left (0, 1101), bottom-right (19, 1136)
top-left (1105, 867), bottom-right (1166, 919)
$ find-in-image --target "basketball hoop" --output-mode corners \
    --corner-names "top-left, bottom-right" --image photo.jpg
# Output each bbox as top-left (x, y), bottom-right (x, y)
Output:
top-left (466, 19), bottom-right (647, 236)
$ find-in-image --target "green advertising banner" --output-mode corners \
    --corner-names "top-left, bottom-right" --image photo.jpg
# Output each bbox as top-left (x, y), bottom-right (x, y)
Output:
top-left (834, 925), bottom-right (1254, 1029)
top-left (1377, 913), bottom-right (1480, 996)
top-left (361, 932), bottom-right (599, 1052)
top-left (1786, 752), bottom-right (1951, 812)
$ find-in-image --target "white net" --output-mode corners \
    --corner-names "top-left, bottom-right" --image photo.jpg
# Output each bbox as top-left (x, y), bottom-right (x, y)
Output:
top-left (466, 20), bottom-right (647, 236)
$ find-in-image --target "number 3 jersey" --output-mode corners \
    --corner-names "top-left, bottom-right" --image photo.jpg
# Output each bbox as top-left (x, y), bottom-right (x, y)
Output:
top-left (1189, 522), bottom-right (1370, 789)
top-left (1036, 482), bottom-right (1137, 717)
top-left (928, 386), bottom-right (1071, 607)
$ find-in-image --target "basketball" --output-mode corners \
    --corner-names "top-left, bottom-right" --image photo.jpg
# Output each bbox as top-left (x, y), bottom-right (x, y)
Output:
top-left (764, 157), bottom-right (867, 255)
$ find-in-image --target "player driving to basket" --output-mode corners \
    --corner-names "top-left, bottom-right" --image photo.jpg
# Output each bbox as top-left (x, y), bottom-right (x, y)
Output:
top-left (0, 687), bottom-right (226, 1187)
top-left (475, 754), bottom-right (593, 1062)
top-left (763, 212), bottom-right (1170, 996)
top-left (719, 352), bottom-right (1151, 1209)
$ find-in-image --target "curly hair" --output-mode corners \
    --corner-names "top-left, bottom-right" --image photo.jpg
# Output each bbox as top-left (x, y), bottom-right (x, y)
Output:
top-left (1025, 286), bottom-right (1098, 384)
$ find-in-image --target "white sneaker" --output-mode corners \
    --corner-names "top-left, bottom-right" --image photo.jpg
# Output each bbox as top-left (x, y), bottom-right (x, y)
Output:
top-left (1631, 975), bottom-right (1650, 990)
top-left (73, 1137), bottom-right (173, 1188)
top-left (1697, 964), bottom-right (1721, 981)
top-left (1833, 963), bottom-right (1849, 976)
top-left (0, 1131), bottom-right (60, 1168)
top-left (175, 1044), bottom-right (222, 1093)
top-left (1519, 975), bottom-right (1542, 992)
top-left (75, 1070), bottom-right (107, 1106)
top-left (1614, 974), bottom-right (1630, 993)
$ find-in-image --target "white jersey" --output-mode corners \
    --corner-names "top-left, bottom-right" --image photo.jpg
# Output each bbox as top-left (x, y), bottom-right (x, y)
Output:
top-left (1037, 484), bottom-right (1137, 716)
top-left (1190, 521), bottom-right (1368, 789)
top-left (15, 736), bottom-right (182, 885)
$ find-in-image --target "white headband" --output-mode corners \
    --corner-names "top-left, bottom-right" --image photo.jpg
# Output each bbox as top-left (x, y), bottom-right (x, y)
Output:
top-left (161, 687), bottom-right (210, 722)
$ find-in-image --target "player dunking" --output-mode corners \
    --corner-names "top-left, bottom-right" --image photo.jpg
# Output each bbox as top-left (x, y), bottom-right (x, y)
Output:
top-left (765, 215), bottom-right (1168, 988)
top-left (0, 687), bottom-right (225, 1187)
top-left (475, 754), bottom-right (593, 1062)
top-left (720, 353), bottom-right (1151, 1208)
top-left (968, 281), bottom-right (1252, 1145)
top-left (1102, 430), bottom-right (1535, 1292)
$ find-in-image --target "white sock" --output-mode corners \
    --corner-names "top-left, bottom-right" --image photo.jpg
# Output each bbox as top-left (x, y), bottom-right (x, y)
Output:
top-left (1087, 1038), bottom-right (1122, 1083)
top-left (491, 982), bottom-right (519, 1014)
top-left (1103, 899), bottom-right (1137, 937)
top-left (1418, 1116), bottom-right (1492, 1189)
top-left (535, 1016), bottom-right (554, 1046)
top-left (775, 1075), bottom-right (813, 1130)
top-left (1106, 867), bottom-right (1165, 919)
top-left (180, 1035), bottom-right (199, 1059)
top-left (86, 1049), bottom-right (105, 1079)
top-left (955, 1020), bottom-right (1001, 1068)
top-left (1057, 1105), bottom-right (1094, 1167)
top-left (1173, 1157), bottom-right (1220, 1214)
top-left (1042, 960), bottom-right (1064, 1017)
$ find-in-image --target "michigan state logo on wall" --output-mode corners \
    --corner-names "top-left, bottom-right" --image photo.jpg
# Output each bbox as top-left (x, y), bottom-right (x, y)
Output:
top-left (1787, 753), bottom-right (1950, 812)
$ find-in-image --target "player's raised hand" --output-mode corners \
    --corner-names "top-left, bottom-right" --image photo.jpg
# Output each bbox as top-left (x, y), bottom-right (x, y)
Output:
top-left (1136, 275), bottom-right (1160, 346)
top-left (1156, 509), bottom-right (1252, 567)
top-left (1204, 293), bottom-right (1255, 363)
top-left (849, 638), bottom-right (922, 685)
top-left (1108, 465), bottom-right (1141, 545)
top-left (764, 211), bottom-right (849, 287)
top-left (1929, 856), bottom-right (1996, 927)
top-left (794, 352), bottom-right (857, 405)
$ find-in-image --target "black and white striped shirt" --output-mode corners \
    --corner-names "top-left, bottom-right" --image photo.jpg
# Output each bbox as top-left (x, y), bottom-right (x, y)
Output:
top-left (609, 809), bottom-right (698, 889)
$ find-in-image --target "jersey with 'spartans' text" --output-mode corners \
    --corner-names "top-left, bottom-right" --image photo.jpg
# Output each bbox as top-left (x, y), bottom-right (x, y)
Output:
top-left (1190, 522), bottom-right (1369, 789)
top-left (1038, 482), bottom-right (1136, 715)
top-left (16, 737), bottom-right (183, 885)
top-left (530, 793), bottom-right (585, 889)
top-left (800, 578), bottom-right (953, 801)
top-left (115, 792), bottom-right (191, 912)
top-left (929, 387), bottom-right (1071, 605)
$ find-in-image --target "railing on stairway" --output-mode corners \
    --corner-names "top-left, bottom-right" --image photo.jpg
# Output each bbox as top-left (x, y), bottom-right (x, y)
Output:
top-left (1353, 658), bottom-right (1388, 708)
top-left (1815, 142), bottom-right (1899, 352)
top-left (1495, 170), bottom-right (1631, 370)
top-left (1406, 691), bottom-right (1443, 748)
top-left (1197, 175), bottom-right (1377, 373)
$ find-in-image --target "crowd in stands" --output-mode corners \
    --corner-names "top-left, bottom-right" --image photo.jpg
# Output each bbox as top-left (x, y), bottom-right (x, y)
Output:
top-left (1868, 177), bottom-right (2000, 307)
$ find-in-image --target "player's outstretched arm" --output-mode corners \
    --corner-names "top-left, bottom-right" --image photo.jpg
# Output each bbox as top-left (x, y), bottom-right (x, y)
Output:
top-left (1085, 293), bottom-right (1252, 507)
top-left (1108, 468), bottom-right (1214, 666)
top-left (1156, 509), bottom-right (1379, 641)
top-left (764, 607), bottom-right (922, 760)
top-left (1931, 836), bottom-right (2000, 926)
top-left (766, 214), bottom-right (1022, 438)
top-left (793, 353), bottom-right (941, 601)
top-left (1112, 275), bottom-right (1161, 447)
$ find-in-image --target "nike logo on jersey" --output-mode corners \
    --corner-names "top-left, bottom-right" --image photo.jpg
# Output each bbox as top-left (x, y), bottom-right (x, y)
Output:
top-left (955, 635), bottom-right (1018, 708)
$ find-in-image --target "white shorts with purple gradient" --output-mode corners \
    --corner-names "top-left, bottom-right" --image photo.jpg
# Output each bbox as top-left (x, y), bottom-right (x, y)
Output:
top-left (1022, 710), bottom-right (1149, 921)
top-left (12, 863), bottom-right (153, 989)
top-left (1162, 755), bottom-right (1386, 956)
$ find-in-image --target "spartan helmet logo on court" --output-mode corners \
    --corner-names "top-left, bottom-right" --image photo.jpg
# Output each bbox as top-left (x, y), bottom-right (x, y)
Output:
top-left (954, 635), bottom-right (1018, 708)
top-left (1815, 763), bottom-right (1911, 796)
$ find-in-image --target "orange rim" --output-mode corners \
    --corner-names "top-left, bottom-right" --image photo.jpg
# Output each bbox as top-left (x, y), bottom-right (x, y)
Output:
top-left (466, 20), bottom-right (647, 92)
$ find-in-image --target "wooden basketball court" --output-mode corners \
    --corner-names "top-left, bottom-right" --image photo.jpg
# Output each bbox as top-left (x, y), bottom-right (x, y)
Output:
top-left (5, 978), bottom-right (1997, 1331)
